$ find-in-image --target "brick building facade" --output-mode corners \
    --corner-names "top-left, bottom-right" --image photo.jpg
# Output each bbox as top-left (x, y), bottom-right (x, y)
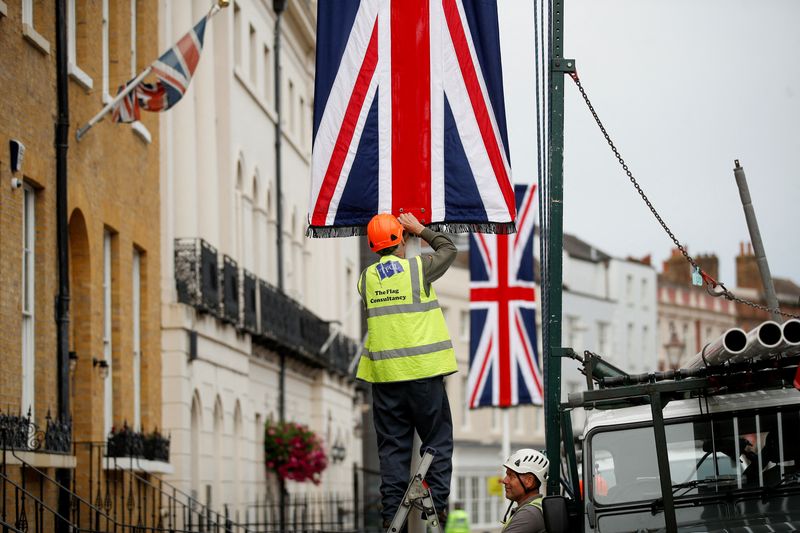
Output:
top-left (734, 242), bottom-right (800, 330)
top-left (1, 2), bottom-right (164, 530)
top-left (0, 0), bottom-right (59, 429)
top-left (66, 0), bottom-right (161, 444)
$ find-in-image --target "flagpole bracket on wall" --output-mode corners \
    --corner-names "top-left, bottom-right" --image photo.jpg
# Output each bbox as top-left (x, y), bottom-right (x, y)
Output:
top-left (551, 59), bottom-right (577, 74)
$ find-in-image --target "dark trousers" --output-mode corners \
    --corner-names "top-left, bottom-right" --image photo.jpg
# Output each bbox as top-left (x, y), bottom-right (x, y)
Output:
top-left (372, 376), bottom-right (453, 522)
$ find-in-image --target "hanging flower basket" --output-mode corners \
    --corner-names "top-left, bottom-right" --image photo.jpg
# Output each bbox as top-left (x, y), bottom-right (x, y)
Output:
top-left (264, 419), bottom-right (328, 484)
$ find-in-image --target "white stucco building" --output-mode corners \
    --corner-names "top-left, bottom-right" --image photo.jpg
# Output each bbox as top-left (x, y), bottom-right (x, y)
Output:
top-left (559, 233), bottom-right (658, 428)
top-left (159, 0), bottom-right (362, 521)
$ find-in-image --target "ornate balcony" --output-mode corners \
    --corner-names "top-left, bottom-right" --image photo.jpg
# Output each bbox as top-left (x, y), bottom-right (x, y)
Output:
top-left (106, 423), bottom-right (170, 462)
top-left (242, 269), bottom-right (258, 334)
top-left (175, 238), bottom-right (359, 376)
top-left (175, 238), bottom-right (221, 317)
top-left (257, 279), bottom-right (359, 375)
top-left (0, 408), bottom-right (72, 454)
top-left (220, 254), bottom-right (240, 325)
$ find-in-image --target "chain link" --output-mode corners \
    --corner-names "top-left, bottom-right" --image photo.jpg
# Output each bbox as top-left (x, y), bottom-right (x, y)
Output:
top-left (568, 72), bottom-right (799, 320)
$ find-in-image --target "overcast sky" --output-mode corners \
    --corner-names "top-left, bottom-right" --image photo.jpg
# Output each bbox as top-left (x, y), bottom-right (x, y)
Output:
top-left (498, 0), bottom-right (800, 286)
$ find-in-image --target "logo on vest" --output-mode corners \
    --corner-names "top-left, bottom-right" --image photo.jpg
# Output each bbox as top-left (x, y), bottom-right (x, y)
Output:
top-left (376, 261), bottom-right (404, 280)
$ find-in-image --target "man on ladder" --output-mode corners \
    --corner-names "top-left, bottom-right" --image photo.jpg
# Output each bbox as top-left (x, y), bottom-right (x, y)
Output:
top-left (356, 212), bottom-right (459, 531)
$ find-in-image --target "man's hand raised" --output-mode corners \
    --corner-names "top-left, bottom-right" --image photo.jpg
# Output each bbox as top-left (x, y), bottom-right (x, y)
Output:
top-left (397, 213), bottom-right (425, 236)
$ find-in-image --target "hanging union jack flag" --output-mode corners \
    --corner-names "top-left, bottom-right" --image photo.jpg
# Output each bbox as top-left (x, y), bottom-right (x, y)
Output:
top-left (112, 15), bottom-right (208, 123)
top-left (308, 0), bottom-right (516, 237)
top-left (468, 184), bottom-right (542, 408)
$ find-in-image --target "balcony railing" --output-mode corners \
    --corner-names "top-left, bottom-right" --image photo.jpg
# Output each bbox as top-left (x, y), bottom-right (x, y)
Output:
top-left (175, 238), bottom-right (359, 375)
top-left (175, 238), bottom-right (220, 317)
top-left (221, 254), bottom-right (240, 325)
top-left (242, 269), bottom-right (258, 334)
top-left (106, 424), bottom-right (170, 462)
top-left (0, 408), bottom-right (71, 454)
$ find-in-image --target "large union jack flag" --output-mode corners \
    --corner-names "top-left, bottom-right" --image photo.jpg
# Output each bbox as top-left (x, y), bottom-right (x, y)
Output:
top-left (308, 0), bottom-right (516, 237)
top-left (468, 184), bottom-right (542, 408)
top-left (113, 15), bottom-right (208, 123)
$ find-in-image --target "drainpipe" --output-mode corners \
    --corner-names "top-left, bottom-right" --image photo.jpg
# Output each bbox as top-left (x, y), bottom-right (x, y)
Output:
top-left (55, 1), bottom-right (72, 532)
top-left (274, 0), bottom-right (286, 423)
top-left (273, 1), bottom-right (287, 531)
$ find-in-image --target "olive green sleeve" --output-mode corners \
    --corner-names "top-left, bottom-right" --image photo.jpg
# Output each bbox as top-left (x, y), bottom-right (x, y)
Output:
top-left (418, 228), bottom-right (457, 290)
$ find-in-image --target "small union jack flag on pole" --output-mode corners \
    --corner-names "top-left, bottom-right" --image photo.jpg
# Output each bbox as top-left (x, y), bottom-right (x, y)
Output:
top-left (308, 0), bottom-right (516, 237)
top-left (77, 5), bottom-right (221, 141)
top-left (468, 184), bottom-right (542, 408)
top-left (112, 15), bottom-right (209, 123)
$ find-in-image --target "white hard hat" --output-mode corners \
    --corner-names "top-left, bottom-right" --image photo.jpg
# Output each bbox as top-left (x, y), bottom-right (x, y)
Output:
top-left (503, 448), bottom-right (549, 485)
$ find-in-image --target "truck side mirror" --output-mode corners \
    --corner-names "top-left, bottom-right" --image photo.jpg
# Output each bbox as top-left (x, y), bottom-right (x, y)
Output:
top-left (542, 495), bottom-right (570, 533)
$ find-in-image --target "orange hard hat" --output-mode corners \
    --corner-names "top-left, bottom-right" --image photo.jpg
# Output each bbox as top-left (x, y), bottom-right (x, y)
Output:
top-left (367, 213), bottom-right (403, 253)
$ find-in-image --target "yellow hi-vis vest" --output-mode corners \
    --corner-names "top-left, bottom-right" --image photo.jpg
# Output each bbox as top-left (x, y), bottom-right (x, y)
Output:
top-left (356, 255), bottom-right (457, 383)
top-left (501, 496), bottom-right (543, 531)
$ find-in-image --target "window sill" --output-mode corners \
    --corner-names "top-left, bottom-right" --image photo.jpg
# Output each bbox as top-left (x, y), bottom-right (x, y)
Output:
top-left (4, 451), bottom-right (77, 469)
top-left (22, 23), bottom-right (50, 55)
top-left (103, 456), bottom-right (174, 474)
top-left (233, 67), bottom-right (311, 164)
top-left (234, 67), bottom-right (276, 122)
top-left (68, 62), bottom-right (94, 92)
top-left (131, 121), bottom-right (152, 144)
top-left (0, 1), bottom-right (8, 17)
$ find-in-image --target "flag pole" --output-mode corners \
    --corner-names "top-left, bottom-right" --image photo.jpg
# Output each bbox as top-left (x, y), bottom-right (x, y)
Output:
top-left (75, 66), bottom-right (152, 141)
top-left (501, 410), bottom-right (510, 463)
top-left (75, 1), bottom-right (227, 142)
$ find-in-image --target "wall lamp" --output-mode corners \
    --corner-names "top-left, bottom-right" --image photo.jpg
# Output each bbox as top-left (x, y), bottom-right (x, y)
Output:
top-left (92, 358), bottom-right (110, 379)
top-left (330, 439), bottom-right (346, 464)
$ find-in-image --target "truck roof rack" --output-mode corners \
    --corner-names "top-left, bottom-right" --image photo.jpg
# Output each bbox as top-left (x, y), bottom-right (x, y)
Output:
top-left (567, 353), bottom-right (800, 411)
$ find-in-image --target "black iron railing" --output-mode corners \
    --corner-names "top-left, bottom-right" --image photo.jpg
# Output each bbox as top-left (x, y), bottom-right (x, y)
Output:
top-left (79, 441), bottom-right (253, 532)
top-left (106, 424), bottom-right (170, 462)
top-left (239, 491), bottom-right (358, 533)
top-left (1, 438), bottom-right (124, 533)
top-left (175, 238), bottom-right (221, 317)
top-left (0, 409), bottom-right (71, 454)
top-left (175, 237), bottom-right (359, 375)
top-left (2, 436), bottom-right (368, 532)
top-left (242, 269), bottom-right (258, 334)
top-left (221, 255), bottom-right (240, 325)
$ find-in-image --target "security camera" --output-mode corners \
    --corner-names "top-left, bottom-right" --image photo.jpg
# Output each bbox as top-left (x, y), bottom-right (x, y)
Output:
top-left (10, 139), bottom-right (25, 173)
top-left (11, 178), bottom-right (23, 189)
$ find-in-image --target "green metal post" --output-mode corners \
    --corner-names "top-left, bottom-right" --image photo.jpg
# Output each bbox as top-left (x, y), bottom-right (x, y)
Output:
top-left (545, 0), bottom-right (568, 496)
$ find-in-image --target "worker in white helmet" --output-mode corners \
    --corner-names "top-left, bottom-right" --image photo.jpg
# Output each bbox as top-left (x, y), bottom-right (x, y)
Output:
top-left (500, 448), bottom-right (549, 532)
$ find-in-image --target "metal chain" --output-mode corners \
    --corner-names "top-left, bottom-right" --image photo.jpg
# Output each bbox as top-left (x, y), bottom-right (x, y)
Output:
top-left (568, 72), bottom-right (800, 320)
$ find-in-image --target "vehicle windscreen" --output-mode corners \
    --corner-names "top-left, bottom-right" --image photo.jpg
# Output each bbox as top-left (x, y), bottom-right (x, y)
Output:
top-left (589, 403), bottom-right (800, 506)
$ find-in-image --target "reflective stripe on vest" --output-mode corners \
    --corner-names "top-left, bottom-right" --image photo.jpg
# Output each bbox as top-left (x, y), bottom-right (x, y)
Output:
top-left (356, 255), bottom-right (457, 383)
top-left (501, 496), bottom-right (543, 531)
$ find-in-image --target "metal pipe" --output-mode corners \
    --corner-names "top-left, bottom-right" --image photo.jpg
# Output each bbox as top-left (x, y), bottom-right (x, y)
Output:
top-left (729, 320), bottom-right (782, 362)
top-left (54, 2), bottom-right (72, 532)
top-left (684, 328), bottom-right (747, 369)
top-left (274, 0), bottom-right (285, 294)
top-left (733, 160), bottom-right (781, 322)
top-left (272, 4), bottom-right (287, 533)
top-left (545, 0), bottom-right (568, 497)
top-left (780, 319), bottom-right (800, 356)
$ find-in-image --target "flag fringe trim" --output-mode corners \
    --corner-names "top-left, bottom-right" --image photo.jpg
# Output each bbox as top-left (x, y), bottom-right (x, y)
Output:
top-left (468, 401), bottom-right (544, 410)
top-left (306, 221), bottom-right (517, 239)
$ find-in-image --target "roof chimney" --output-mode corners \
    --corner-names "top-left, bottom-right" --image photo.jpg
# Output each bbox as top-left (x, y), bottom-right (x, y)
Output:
top-left (662, 246), bottom-right (690, 284)
top-left (736, 241), bottom-right (762, 290)
top-left (695, 253), bottom-right (719, 281)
